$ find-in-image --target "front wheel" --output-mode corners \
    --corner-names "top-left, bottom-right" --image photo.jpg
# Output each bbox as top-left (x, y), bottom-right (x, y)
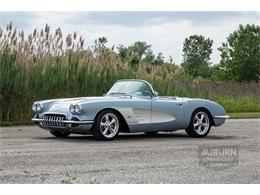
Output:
top-left (185, 110), bottom-right (211, 138)
top-left (92, 110), bottom-right (120, 141)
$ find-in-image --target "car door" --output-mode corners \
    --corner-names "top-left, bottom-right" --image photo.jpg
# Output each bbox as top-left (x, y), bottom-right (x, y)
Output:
top-left (151, 97), bottom-right (184, 131)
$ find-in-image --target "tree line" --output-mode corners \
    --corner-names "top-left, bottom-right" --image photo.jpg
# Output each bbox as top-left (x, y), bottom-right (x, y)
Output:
top-left (114, 24), bottom-right (259, 82)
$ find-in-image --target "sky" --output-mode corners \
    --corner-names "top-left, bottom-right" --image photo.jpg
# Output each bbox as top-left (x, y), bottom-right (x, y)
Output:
top-left (0, 11), bottom-right (259, 64)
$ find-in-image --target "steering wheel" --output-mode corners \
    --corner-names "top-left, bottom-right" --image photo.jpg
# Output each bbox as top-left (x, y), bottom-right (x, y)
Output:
top-left (142, 90), bottom-right (152, 97)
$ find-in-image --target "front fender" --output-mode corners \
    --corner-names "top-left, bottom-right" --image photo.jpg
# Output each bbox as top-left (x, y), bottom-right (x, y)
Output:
top-left (187, 99), bottom-right (229, 126)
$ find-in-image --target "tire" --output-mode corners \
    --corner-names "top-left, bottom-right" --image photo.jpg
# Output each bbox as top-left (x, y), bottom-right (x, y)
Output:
top-left (185, 109), bottom-right (211, 138)
top-left (145, 131), bottom-right (158, 135)
top-left (49, 130), bottom-right (71, 137)
top-left (92, 110), bottom-right (120, 141)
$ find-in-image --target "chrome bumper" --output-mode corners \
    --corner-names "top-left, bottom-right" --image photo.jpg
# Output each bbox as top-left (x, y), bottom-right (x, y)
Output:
top-left (31, 118), bottom-right (94, 125)
top-left (213, 115), bottom-right (230, 119)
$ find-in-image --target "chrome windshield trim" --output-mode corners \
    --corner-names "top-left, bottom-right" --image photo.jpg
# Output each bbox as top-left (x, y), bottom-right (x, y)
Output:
top-left (213, 115), bottom-right (230, 119)
top-left (32, 118), bottom-right (94, 124)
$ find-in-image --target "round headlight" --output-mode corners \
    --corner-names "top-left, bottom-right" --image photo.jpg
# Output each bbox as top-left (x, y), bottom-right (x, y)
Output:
top-left (36, 103), bottom-right (42, 112)
top-left (32, 103), bottom-right (37, 112)
top-left (74, 105), bottom-right (81, 114)
top-left (69, 105), bottom-right (75, 114)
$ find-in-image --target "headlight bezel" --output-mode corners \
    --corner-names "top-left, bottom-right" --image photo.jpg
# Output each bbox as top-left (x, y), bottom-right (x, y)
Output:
top-left (36, 103), bottom-right (42, 112)
top-left (32, 103), bottom-right (42, 113)
top-left (74, 105), bottom-right (81, 114)
top-left (69, 104), bottom-right (75, 114)
top-left (32, 103), bottom-right (37, 112)
top-left (69, 104), bottom-right (81, 115)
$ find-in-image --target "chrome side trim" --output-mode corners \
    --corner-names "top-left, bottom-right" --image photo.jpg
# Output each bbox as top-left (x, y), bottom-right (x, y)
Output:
top-left (32, 118), bottom-right (94, 124)
top-left (213, 115), bottom-right (230, 119)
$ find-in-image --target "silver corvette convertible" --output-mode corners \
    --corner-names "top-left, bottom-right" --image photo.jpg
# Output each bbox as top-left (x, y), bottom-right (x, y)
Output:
top-left (32, 79), bottom-right (229, 140)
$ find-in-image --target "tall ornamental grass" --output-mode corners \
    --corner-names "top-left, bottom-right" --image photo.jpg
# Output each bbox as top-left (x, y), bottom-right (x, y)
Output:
top-left (0, 23), bottom-right (259, 122)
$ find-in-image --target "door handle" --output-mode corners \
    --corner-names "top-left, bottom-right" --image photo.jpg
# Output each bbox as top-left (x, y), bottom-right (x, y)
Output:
top-left (175, 103), bottom-right (182, 106)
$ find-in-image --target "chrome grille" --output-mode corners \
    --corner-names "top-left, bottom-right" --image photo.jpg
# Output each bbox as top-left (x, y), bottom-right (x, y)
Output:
top-left (42, 114), bottom-right (66, 127)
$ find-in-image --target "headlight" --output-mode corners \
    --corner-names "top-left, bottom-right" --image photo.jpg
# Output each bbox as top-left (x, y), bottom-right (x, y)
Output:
top-left (36, 103), bottom-right (42, 112)
top-left (32, 103), bottom-right (42, 112)
top-left (32, 103), bottom-right (37, 112)
top-left (69, 104), bottom-right (81, 114)
top-left (69, 104), bottom-right (75, 114)
top-left (74, 104), bottom-right (81, 114)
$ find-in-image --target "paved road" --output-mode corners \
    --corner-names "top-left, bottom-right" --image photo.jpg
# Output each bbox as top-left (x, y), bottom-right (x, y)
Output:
top-left (0, 119), bottom-right (259, 183)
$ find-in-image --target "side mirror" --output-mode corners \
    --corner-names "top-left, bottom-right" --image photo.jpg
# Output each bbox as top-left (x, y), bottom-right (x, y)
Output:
top-left (154, 91), bottom-right (159, 97)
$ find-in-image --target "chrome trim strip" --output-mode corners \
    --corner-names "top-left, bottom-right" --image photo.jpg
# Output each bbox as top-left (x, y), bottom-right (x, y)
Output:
top-left (63, 120), bottom-right (94, 124)
top-left (213, 115), bottom-right (230, 119)
top-left (32, 118), bottom-right (94, 125)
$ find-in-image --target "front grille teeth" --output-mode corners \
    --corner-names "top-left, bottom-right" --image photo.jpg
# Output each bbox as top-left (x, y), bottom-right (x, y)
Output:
top-left (42, 114), bottom-right (66, 127)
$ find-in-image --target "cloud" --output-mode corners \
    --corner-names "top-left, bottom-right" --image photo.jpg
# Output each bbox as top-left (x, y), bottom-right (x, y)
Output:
top-left (0, 11), bottom-right (259, 64)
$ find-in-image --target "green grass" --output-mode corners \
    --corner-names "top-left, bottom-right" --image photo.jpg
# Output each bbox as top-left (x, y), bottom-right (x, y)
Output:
top-left (215, 96), bottom-right (260, 113)
top-left (228, 112), bottom-right (260, 119)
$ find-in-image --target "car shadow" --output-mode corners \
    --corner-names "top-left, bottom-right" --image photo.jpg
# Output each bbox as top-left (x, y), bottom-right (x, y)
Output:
top-left (34, 132), bottom-right (237, 143)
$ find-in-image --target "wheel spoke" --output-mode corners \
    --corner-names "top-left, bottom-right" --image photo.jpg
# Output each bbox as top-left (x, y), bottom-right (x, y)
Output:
top-left (194, 122), bottom-right (200, 127)
top-left (103, 127), bottom-right (109, 135)
top-left (198, 125), bottom-right (202, 133)
top-left (109, 127), bottom-right (114, 133)
top-left (106, 114), bottom-right (110, 123)
top-left (110, 118), bottom-right (116, 125)
top-left (100, 122), bottom-right (106, 127)
top-left (201, 123), bottom-right (207, 127)
top-left (200, 114), bottom-right (205, 121)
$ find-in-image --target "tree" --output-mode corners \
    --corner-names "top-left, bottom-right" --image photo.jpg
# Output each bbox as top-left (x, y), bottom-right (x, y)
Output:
top-left (128, 41), bottom-right (152, 63)
top-left (117, 44), bottom-right (130, 62)
top-left (143, 49), bottom-right (155, 64)
top-left (218, 24), bottom-right (260, 82)
top-left (181, 35), bottom-right (213, 77)
top-left (93, 37), bottom-right (108, 54)
top-left (117, 41), bottom-right (166, 68)
top-left (153, 52), bottom-right (164, 66)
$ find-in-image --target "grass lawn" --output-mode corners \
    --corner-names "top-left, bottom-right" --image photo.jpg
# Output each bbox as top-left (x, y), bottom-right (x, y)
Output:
top-left (228, 112), bottom-right (260, 119)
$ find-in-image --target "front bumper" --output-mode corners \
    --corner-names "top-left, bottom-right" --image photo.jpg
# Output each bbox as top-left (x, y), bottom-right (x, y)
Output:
top-left (32, 117), bottom-right (94, 134)
top-left (213, 115), bottom-right (230, 119)
top-left (31, 118), bottom-right (94, 125)
top-left (212, 115), bottom-right (229, 126)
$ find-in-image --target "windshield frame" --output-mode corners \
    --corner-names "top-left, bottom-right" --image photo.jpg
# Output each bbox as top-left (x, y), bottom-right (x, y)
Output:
top-left (106, 80), bottom-right (156, 97)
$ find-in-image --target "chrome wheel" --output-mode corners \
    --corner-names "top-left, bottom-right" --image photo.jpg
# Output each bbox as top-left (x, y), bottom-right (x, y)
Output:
top-left (193, 111), bottom-right (210, 135)
top-left (100, 113), bottom-right (119, 138)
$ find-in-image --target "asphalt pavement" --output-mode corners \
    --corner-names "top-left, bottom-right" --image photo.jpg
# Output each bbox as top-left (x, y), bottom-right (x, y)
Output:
top-left (0, 119), bottom-right (259, 183)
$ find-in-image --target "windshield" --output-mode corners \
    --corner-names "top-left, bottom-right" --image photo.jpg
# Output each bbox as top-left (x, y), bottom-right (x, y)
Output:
top-left (107, 81), bottom-right (154, 97)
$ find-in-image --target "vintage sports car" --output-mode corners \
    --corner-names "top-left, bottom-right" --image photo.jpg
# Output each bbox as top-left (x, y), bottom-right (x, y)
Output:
top-left (32, 79), bottom-right (229, 140)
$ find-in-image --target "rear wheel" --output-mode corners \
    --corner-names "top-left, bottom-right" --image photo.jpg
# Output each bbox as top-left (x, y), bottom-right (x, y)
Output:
top-left (92, 110), bottom-right (120, 141)
top-left (49, 130), bottom-right (71, 137)
top-left (185, 109), bottom-right (211, 138)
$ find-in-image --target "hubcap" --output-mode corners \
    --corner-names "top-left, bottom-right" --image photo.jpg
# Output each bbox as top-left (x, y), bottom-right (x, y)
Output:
top-left (100, 113), bottom-right (119, 138)
top-left (193, 111), bottom-right (210, 135)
